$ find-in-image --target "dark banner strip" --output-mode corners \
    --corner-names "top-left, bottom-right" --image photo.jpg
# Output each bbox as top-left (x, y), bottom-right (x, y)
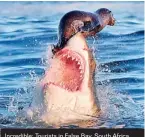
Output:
top-left (1, 129), bottom-right (144, 137)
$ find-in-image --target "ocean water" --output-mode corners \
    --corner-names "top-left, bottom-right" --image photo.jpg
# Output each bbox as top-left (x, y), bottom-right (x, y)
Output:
top-left (0, 1), bottom-right (144, 128)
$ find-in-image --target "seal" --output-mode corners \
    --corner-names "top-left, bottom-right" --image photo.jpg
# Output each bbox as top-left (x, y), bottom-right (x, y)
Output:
top-left (52, 8), bottom-right (115, 54)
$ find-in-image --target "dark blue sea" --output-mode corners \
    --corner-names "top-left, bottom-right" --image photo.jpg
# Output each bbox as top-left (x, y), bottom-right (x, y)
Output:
top-left (0, 1), bottom-right (144, 128)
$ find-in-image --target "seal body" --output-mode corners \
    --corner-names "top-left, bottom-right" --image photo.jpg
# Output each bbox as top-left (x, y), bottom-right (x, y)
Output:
top-left (52, 8), bottom-right (115, 54)
top-left (58, 11), bottom-right (100, 45)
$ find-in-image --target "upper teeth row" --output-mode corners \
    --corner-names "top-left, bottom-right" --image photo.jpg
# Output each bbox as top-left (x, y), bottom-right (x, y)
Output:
top-left (61, 53), bottom-right (84, 77)
top-left (62, 53), bottom-right (81, 65)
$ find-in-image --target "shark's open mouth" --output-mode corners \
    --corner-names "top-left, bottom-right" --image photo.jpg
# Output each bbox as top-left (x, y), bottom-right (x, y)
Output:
top-left (45, 49), bottom-right (85, 92)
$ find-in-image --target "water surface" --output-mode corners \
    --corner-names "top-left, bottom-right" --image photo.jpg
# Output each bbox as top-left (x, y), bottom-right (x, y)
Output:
top-left (0, 1), bottom-right (144, 128)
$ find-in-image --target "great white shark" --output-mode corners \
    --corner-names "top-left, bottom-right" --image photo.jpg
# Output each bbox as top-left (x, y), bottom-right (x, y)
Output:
top-left (40, 32), bottom-right (100, 127)
top-left (23, 8), bottom-right (115, 127)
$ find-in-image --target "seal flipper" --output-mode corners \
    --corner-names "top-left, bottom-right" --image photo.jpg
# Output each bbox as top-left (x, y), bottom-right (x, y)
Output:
top-left (81, 20), bottom-right (101, 33)
top-left (71, 19), bottom-right (100, 33)
top-left (71, 20), bottom-right (84, 33)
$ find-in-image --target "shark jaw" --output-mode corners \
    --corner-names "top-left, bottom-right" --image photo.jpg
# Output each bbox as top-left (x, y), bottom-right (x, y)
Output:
top-left (40, 32), bottom-right (100, 127)
top-left (42, 48), bottom-right (85, 92)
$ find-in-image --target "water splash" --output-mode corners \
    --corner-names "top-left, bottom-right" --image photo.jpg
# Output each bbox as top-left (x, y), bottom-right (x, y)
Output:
top-left (9, 41), bottom-right (142, 128)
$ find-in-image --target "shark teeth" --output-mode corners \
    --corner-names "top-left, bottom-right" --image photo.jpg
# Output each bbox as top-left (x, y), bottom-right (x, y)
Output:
top-left (75, 86), bottom-right (80, 91)
top-left (67, 55), bottom-right (70, 58)
top-left (61, 52), bottom-right (83, 68)
top-left (51, 51), bottom-right (85, 92)
top-left (61, 52), bottom-right (84, 77)
top-left (74, 87), bottom-right (78, 90)
top-left (80, 70), bottom-right (83, 74)
top-left (79, 66), bottom-right (82, 70)
top-left (72, 57), bottom-right (75, 60)
top-left (77, 62), bottom-right (80, 65)
top-left (63, 54), bottom-right (67, 57)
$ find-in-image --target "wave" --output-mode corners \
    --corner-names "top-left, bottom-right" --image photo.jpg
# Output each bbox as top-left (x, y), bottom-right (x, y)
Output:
top-left (97, 30), bottom-right (144, 39)
top-left (108, 77), bottom-right (143, 84)
top-left (99, 57), bottom-right (144, 73)
top-left (0, 58), bottom-right (42, 66)
top-left (123, 30), bottom-right (144, 37)
top-left (0, 33), bottom-right (57, 43)
top-left (0, 30), bottom-right (143, 46)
